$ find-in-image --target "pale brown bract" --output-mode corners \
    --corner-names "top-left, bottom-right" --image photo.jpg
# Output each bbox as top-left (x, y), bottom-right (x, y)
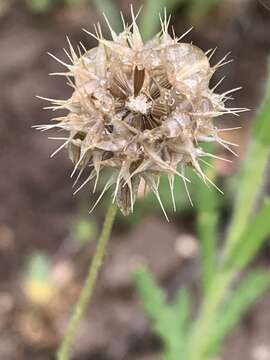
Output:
top-left (36, 9), bottom-right (247, 220)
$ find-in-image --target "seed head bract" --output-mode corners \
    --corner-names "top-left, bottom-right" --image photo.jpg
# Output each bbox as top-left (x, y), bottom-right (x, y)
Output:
top-left (36, 8), bottom-right (246, 219)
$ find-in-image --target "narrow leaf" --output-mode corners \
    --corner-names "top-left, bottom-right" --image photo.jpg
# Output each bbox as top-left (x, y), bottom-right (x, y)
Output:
top-left (225, 62), bottom-right (270, 251)
top-left (193, 153), bottom-right (220, 294)
top-left (133, 266), bottom-right (166, 319)
top-left (224, 198), bottom-right (270, 270)
top-left (207, 270), bottom-right (270, 357)
top-left (253, 61), bottom-right (270, 145)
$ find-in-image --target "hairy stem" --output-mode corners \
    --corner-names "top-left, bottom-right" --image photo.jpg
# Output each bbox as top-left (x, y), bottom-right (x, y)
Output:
top-left (57, 202), bottom-right (118, 360)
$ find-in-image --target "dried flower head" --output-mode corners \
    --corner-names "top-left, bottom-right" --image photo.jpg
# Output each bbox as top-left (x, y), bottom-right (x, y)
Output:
top-left (37, 9), bottom-right (246, 219)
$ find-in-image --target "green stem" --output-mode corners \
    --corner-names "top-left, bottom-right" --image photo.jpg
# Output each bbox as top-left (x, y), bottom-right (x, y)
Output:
top-left (225, 61), bottom-right (270, 256)
top-left (195, 166), bottom-right (219, 295)
top-left (57, 202), bottom-right (118, 360)
top-left (198, 210), bottom-right (219, 293)
top-left (225, 140), bottom-right (269, 251)
top-left (187, 271), bottom-right (234, 360)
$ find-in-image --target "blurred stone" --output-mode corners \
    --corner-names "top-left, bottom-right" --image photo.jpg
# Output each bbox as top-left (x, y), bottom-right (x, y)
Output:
top-left (51, 260), bottom-right (75, 289)
top-left (175, 234), bottom-right (199, 260)
top-left (252, 344), bottom-right (270, 360)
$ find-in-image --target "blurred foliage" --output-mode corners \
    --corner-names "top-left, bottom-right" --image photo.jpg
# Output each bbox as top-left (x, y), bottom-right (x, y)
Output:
top-left (192, 159), bottom-right (221, 295)
top-left (25, 0), bottom-right (88, 12)
top-left (206, 269), bottom-right (270, 357)
top-left (25, 0), bottom-right (222, 26)
top-left (140, 0), bottom-right (186, 40)
top-left (140, 0), bottom-right (222, 39)
top-left (224, 199), bottom-right (270, 271)
top-left (26, 0), bottom-right (53, 12)
top-left (134, 267), bottom-right (270, 360)
top-left (26, 252), bottom-right (51, 283)
top-left (134, 63), bottom-right (270, 360)
top-left (93, 0), bottom-right (122, 33)
top-left (134, 268), bottom-right (191, 360)
top-left (24, 252), bottom-right (55, 307)
top-left (73, 217), bottom-right (97, 245)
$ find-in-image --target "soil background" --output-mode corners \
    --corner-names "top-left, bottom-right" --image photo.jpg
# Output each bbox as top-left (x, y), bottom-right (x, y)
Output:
top-left (0, 0), bottom-right (270, 359)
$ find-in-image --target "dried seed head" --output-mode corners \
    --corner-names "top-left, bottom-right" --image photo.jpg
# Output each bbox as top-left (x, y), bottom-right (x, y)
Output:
top-left (37, 9), bottom-right (246, 219)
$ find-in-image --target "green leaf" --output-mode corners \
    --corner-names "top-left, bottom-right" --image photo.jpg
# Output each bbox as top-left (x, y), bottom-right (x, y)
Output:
top-left (193, 147), bottom-right (220, 294)
top-left (225, 62), bottom-right (270, 251)
top-left (93, 0), bottom-right (121, 33)
top-left (224, 198), bottom-right (270, 270)
top-left (133, 266), bottom-right (166, 318)
top-left (207, 269), bottom-right (270, 357)
top-left (173, 287), bottom-right (191, 326)
top-left (133, 267), bottom-right (191, 360)
top-left (253, 61), bottom-right (270, 145)
top-left (140, 0), bottom-right (185, 40)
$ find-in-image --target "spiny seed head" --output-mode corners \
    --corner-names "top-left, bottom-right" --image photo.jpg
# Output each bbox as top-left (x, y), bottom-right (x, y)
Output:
top-left (37, 9), bottom-right (246, 219)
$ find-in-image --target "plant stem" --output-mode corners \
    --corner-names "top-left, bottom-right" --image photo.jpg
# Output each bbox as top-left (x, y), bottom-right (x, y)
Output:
top-left (195, 166), bottom-right (219, 295)
top-left (187, 271), bottom-right (233, 360)
top-left (225, 141), bottom-right (269, 250)
top-left (57, 202), bottom-right (118, 360)
top-left (225, 62), bottom-right (270, 256)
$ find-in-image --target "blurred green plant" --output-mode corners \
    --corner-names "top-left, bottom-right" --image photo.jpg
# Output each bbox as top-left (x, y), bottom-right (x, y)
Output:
top-left (26, 251), bottom-right (51, 283)
top-left (24, 252), bottom-right (55, 307)
top-left (140, 0), bottom-right (223, 39)
top-left (73, 217), bottom-right (97, 245)
top-left (93, 0), bottom-right (122, 33)
top-left (134, 267), bottom-right (270, 360)
top-left (134, 63), bottom-right (270, 360)
top-left (140, 0), bottom-right (185, 40)
top-left (193, 162), bottom-right (221, 296)
top-left (26, 0), bottom-right (53, 12)
top-left (25, 0), bottom-right (88, 12)
top-left (25, 0), bottom-right (222, 25)
top-left (134, 268), bottom-right (191, 359)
